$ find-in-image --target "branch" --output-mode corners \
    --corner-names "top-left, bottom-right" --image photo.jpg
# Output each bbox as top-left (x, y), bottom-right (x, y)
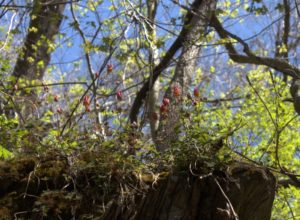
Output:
top-left (295, 0), bottom-right (300, 18)
top-left (0, 0), bottom-right (78, 9)
top-left (70, 1), bottom-right (99, 122)
top-left (282, 0), bottom-right (290, 60)
top-left (16, 81), bottom-right (88, 90)
top-left (0, 11), bottom-right (16, 52)
top-left (213, 177), bottom-right (239, 220)
top-left (278, 176), bottom-right (300, 188)
top-left (210, 14), bottom-right (300, 79)
top-left (60, 29), bottom-right (126, 136)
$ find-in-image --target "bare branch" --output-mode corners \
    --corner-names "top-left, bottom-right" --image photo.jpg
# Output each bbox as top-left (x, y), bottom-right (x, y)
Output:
top-left (210, 13), bottom-right (300, 79)
top-left (278, 178), bottom-right (300, 188)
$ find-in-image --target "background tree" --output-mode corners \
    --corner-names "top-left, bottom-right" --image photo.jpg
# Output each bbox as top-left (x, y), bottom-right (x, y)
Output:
top-left (0, 0), bottom-right (300, 219)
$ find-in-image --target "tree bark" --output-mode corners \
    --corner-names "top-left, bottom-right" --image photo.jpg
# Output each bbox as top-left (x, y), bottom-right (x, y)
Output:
top-left (129, 0), bottom-right (216, 125)
top-left (0, 154), bottom-right (276, 220)
top-left (146, 0), bottom-right (160, 141)
top-left (13, 0), bottom-right (65, 80)
top-left (155, 0), bottom-right (217, 151)
top-left (103, 163), bottom-right (276, 220)
top-left (11, 0), bottom-right (65, 120)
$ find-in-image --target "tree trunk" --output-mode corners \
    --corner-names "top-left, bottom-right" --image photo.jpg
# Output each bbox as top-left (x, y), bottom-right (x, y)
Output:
top-left (0, 153), bottom-right (275, 219)
top-left (103, 163), bottom-right (276, 220)
top-left (155, 0), bottom-right (216, 151)
top-left (11, 0), bottom-right (65, 120)
top-left (146, 0), bottom-right (160, 141)
top-left (13, 0), bottom-right (65, 80)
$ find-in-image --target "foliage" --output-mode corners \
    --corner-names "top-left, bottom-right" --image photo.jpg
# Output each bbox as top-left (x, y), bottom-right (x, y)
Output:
top-left (0, 0), bottom-right (300, 218)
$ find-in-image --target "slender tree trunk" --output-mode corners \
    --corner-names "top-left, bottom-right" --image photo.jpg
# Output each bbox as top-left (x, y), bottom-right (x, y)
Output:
top-left (146, 0), bottom-right (160, 141)
top-left (155, 0), bottom-right (217, 151)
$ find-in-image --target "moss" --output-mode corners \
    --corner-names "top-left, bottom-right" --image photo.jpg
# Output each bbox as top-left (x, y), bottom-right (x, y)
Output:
top-left (34, 190), bottom-right (81, 218)
top-left (0, 195), bottom-right (13, 220)
top-left (0, 157), bottom-right (35, 196)
top-left (0, 207), bottom-right (11, 220)
top-left (35, 159), bottom-right (67, 180)
top-left (0, 149), bottom-right (173, 219)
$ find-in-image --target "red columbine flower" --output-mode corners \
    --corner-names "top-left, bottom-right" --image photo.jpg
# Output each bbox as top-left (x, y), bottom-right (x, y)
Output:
top-left (85, 106), bottom-right (91, 112)
top-left (193, 87), bottom-right (200, 97)
top-left (160, 104), bottom-right (168, 113)
top-left (116, 91), bottom-right (123, 101)
top-left (54, 95), bottom-right (59, 102)
top-left (163, 98), bottom-right (170, 106)
top-left (57, 107), bottom-right (63, 114)
top-left (173, 85), bottom-right (181, 97)
top-left (107, 64), bottom-right (113, 73)
top-left (83, 95), bottom-right (90, 107)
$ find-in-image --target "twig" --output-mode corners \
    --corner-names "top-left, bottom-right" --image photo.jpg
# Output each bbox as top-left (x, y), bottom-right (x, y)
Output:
top-left (295, 0), bottom-right (300, 18)
top-left (16, 81), bottom-right (88, 90)
top-left (213, 177), bottom-right (239, 220)
top-left (0, 0), bottom-right (79, 9)
top-left (283, 194), bottom-right (296, 220)
top-left (70, 1), bottom-right (98, 121)
top-left (60, 25), bottom-right (130, 136)
top-left (0, 11), bottom-right (16, 52)
top-left (246, 75), bottom-right (276, 127)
